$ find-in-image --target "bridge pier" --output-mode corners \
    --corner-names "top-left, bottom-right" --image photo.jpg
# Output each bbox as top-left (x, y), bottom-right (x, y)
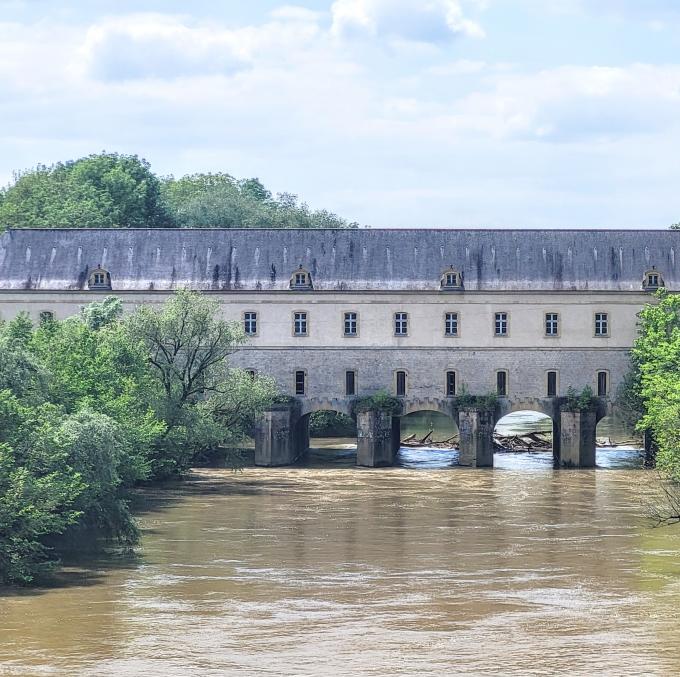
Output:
top-left (254, 404), bottom-right (300, 467)
top-left (357, 410), bottom-right (396, 467)
top-left (559, 410), bottom-right (596, 468)
top-left (458, 408), bottom-right (494, 467)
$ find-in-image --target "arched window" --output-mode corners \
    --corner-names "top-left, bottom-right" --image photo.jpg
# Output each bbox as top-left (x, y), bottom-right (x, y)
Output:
top-left (643, 268), bottom-right (664, 290)
top-left (440, 267), bottom-right (463, 290)
top-left (39, 310), bottom-right (55, 325)
top-left (88, 267), bottom-right (112, 290)
top-left (290, 266), bottom-right (313, 290)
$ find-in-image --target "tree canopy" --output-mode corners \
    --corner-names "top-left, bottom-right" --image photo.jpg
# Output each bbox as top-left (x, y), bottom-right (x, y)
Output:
top-left (0, 292), bottom-right (278, 585)
top-left (629, 290), bottom-right (680, 478)
top-left (0, 153), bottom-right (358, 231)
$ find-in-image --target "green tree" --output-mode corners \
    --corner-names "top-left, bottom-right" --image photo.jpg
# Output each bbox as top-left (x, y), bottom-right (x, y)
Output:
top-left (161, 172), bottom-right (358, 229)
top-left (630, 290), bottom-right (680, 478)
top-left (125, 289), bottom-right (276, 476)
top-left (0, 153), bottom-right (171, 230)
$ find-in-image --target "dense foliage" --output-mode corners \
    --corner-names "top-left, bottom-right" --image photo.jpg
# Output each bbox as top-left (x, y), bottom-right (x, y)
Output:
top-left (0, 153), bottom-right (357, 231)
top-left (629, 291), bottom-right (680, 479)
top-left (0, 291), bottom-right (276, 585)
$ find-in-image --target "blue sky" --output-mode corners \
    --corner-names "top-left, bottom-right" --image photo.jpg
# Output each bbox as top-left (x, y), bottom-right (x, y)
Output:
top-left (1, 0), bottom-right (679, 228)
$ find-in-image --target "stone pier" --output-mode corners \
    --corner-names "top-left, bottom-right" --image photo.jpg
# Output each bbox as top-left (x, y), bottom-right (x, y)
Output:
top-left (357, 410), bottom-right (396, 467)
top-left (458, 408), bottom-right (494, 467)
top-left (254, 404), bottom-right (300, 467)
top-left (559, 409), bottom-right (597, 468)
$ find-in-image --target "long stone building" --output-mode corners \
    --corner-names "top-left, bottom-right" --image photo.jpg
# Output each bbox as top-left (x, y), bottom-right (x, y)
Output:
top-left (0, 227), bottom-right (676, 468)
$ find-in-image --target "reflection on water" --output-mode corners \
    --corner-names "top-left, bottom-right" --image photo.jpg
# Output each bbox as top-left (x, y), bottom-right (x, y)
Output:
top-left (1, 443), bottom-right (675, 676)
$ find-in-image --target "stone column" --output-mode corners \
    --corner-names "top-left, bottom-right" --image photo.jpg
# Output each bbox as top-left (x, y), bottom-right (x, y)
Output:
top-left (458, 408), bottom-right (494, 468)
top-left (254, 405), bottom-right (299, 467)
top-left (357, 410), bottom-right (395, 467)
top-left (559, 410), bottom-right (597, 468)
top-left (552, 416), bottom-right (562, 466)
top-left (391, 416), bottom-right (402, 456)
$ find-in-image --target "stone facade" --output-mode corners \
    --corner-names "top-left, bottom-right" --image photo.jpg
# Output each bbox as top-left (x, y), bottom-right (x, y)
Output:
top-left (0, 227), bottom-right (677, 468)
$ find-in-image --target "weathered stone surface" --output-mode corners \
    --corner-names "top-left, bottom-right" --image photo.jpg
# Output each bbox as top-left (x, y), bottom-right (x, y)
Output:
top-left (559, 410), bottom-right (597, 468)
top-left (254, 406), bottom-right (299, 467)
top-left (357, 410), bottom-right (396, 467)
top-left (458, 408), bottom-right (494, 467)
top-left (0, 228), bottom-right (677, 292)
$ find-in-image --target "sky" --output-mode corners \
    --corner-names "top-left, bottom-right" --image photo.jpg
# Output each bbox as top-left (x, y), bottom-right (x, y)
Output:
top-left (1, 1), bottom-right (679, 229)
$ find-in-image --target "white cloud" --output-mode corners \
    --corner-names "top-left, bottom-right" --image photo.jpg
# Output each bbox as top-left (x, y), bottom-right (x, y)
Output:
top-left (330, 0), bottom-right (484, 42)
top-left (79, 10), bottom-right (323, 82)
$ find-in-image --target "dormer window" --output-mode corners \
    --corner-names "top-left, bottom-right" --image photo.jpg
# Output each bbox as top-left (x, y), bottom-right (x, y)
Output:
top-left (88, 267), bottom-right (112, 290)
top-left (441, 268), bottom-right (462, 290)
top-left (643, 269), bottom-right (664, 290)
top-left (290, 267), bottom-right (313, 290)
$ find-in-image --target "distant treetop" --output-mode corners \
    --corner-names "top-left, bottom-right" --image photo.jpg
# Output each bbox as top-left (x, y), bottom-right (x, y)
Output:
top-left (0, 152), bottom-right (359, 231)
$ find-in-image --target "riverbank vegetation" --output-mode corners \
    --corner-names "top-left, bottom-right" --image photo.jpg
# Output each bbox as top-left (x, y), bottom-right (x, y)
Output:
top-left (628, 290), bottom-right (680, 480)
top-left (0, 291), bottom-right (276, 585)
top-left (0, 152), bottom-right (359, 231)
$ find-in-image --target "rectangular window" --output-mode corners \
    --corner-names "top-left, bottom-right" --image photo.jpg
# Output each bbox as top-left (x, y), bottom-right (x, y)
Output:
top-left (545, 313), bottom-right (559, 336)
top-left (395, 312), bottom-right (408, 336)
top-left (396, 371), bottom-right (407, 397)
top-left (496, 370), bottom-right (508, 397)
top-left (595, 313), bottom-right (609, 336)
top-left (344, 312), bottom-right (358, 337)
top-left (294, 312), bottom-right (308, 336)
top-left (445, 312), bottom-right (459, 337)
top-left (244, 311), bottom-right (257, 336)
top-left (444, 272), bottom-right (459, 287)
top-left (295, 371), bottom-right (306, 395)
top-left (345, 371), bottom-right (356, 396)
top-left (294, 272), bottom-right (308, 286)
top-left (495, 312), bottom-right (508, 336)
top-left (597, 371), bottom-right (608, 397)
top-left (446, 371), bottom-right (456, 397)
top-left (547, 371), bottom-right (557, 398)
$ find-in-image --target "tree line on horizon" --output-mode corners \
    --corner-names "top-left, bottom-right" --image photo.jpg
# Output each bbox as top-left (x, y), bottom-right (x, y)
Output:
top-left (0, 152), bottom-right (359, 231)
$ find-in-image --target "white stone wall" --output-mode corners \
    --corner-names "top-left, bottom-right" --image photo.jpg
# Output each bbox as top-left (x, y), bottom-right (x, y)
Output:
top-left (0, 289), bottom-right (646, 400)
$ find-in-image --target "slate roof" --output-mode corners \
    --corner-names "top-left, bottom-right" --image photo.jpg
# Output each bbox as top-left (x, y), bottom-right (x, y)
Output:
top-left (0, 228), bottom-right (677, 292)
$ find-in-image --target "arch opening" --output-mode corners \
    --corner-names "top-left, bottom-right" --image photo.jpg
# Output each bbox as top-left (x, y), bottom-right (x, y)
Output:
top-left (296, 410), bottom-right (358, 465)
top-left (493, 410), bottom-right (556, 462)
top-left (397, 410), bottom-right (460, 469)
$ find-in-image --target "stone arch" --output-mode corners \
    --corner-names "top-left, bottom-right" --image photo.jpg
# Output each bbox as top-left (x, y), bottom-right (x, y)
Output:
top-left (494, 397), bottom-right (559, 424)
top-left (493, 406), bottom-right (558, 464)
top-left (399, 397), bottom-right (455, 418)
top-left (298, 397), bottom-right (354, 418)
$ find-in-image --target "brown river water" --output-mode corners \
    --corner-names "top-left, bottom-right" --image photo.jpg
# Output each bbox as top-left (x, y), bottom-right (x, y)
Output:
top-left (3, 429), bottom-right (680, 676)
